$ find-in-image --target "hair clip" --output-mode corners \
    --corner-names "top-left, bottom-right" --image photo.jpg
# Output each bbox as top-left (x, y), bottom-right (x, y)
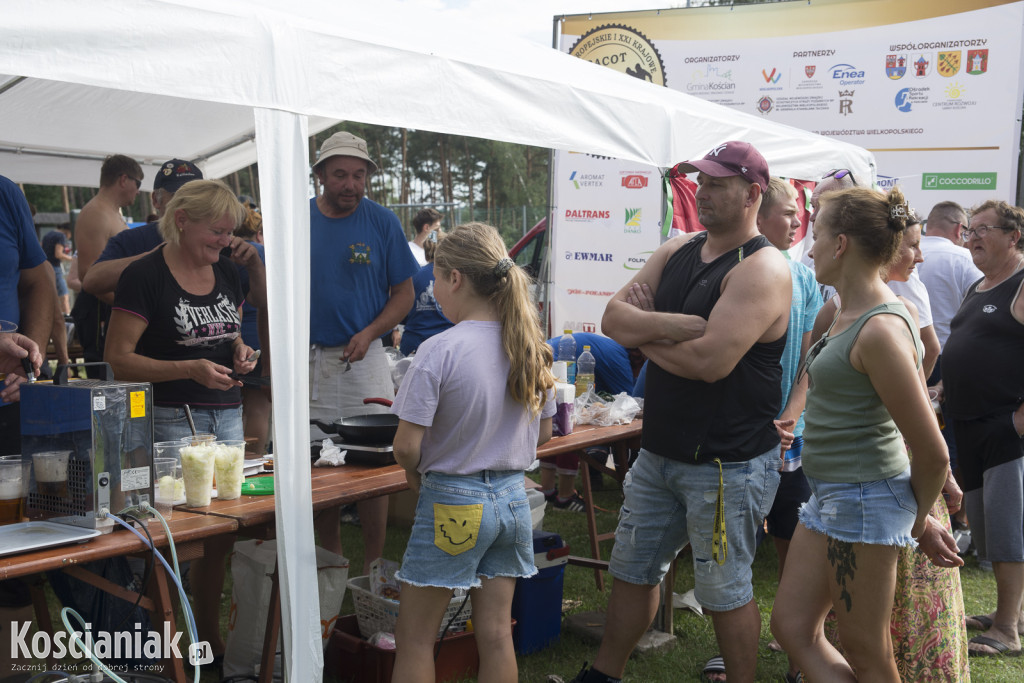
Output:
top-left (493, 257), bottom-right (514, 277)
top-left (890, 203), bottom-right (907, 220)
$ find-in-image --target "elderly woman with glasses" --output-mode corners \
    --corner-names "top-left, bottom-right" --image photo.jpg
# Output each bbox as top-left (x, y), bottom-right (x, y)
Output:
top-left (939, 199), bottom-right (1024, 657)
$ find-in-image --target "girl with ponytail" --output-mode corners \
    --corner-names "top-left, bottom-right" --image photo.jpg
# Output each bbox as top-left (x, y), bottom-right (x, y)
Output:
top-left (771, 187), bottom-right (950, 682)
top-left (390, 222), bottom-right (555, 683)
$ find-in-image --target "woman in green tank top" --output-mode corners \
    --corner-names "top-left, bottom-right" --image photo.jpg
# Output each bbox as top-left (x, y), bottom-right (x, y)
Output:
top-left (770, 187), bottom-right (950, 682)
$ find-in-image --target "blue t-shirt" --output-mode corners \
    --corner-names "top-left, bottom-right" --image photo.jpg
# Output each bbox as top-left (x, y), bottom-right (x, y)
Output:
top-left (309, 197), bottom-right (419, 346)
top-left (41, 230), bottom-right (70, 266)
top-left (400, 262), bottom-right (453, 356)
top-left (97, 222), bottom-right (161, 261)
top-left (96, 221), bottom-right (257, 306)
top-left (780, 260), bottom-right (823, 437)
top-left (0, 176), bottom-right (46, 326)
top-left (545, 332), bottom-right (633, 395)
top-left (239, 241), bottom-right (266, 351)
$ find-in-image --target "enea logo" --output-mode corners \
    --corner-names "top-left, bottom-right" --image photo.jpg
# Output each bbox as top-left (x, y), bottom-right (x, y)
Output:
top-left (623, 251), bottom-right (654, 271)
top-left (621, 174), bottom-right (649, 189)
top-left (829, 63), bottom-right (866, 85)
top-left (564, 250), bottom-right (614, 262)
top-left (624, 208), bottom-right (642, 233)
top-left (761, 67), bottom-right (782, 84)
top-left (569, 171), bottom-right (604, 189)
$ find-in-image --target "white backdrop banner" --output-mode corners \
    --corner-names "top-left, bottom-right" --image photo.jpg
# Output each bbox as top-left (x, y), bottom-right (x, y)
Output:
top-left (551, 0), bottom-right (1024, 333)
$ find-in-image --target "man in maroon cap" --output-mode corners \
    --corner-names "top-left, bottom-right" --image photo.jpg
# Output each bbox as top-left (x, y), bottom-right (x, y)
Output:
top-left (573, 141), bottom-right (792, 683)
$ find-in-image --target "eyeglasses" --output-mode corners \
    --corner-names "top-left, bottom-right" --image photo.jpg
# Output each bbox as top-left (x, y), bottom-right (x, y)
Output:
top-left (823, 168), bottom-right (856, 185)
top-left (960, 224), bottom-right (1011, 241)
top-left (124, 175), bottom-right (142, 189)
top-left (795, 334), bottom-right (828, 387)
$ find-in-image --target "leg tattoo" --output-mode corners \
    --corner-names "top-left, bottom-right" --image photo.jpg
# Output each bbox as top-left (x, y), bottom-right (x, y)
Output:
top-left (826, 537), bottom-right (857, 612)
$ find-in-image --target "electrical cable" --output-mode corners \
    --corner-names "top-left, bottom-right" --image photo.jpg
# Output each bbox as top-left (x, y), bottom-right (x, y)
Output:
top-left (52, 510), bottom-right (201, 683)
top-left (433, 592), bottom-right (471, 662)
top-left (109, 512), bottom-right (155, 634)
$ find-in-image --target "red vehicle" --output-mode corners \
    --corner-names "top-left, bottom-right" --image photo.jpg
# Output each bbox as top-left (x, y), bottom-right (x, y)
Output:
top-left (509, 217), bottom-right (550, 333)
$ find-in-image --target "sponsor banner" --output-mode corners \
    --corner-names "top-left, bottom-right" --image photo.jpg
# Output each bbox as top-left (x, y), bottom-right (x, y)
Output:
top-left (558, 0), bottom-right (1024, 216)
top-left (550, 152), bottom-right (662, 336)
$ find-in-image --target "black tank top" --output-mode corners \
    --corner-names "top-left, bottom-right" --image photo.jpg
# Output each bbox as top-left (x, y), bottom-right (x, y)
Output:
top-left (943, 267), bottom-right (1024, 420)
top-left (643, 232), bottom-right (785, 463)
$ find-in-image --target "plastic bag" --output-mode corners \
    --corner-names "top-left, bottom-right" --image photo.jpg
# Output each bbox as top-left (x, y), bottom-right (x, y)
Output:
top-left (573, 389), bottom-right (643, 427)
top-left (223, 539), bottom-right (349, 681)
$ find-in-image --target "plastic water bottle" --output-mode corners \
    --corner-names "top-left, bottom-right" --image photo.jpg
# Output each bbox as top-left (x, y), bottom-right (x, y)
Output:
top-left (558, 330), bottom-right (577, 384)
top-left (575, 345), bottom-right (596, 397)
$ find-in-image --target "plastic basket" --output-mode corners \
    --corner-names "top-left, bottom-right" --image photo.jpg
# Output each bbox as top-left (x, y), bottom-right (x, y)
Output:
top-left (348, 575), bottom-right (472, 639)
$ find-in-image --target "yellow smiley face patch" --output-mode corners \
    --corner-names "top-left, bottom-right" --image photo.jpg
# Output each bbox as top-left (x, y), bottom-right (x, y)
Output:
top-left (433, 502), bottom-right (483, 556)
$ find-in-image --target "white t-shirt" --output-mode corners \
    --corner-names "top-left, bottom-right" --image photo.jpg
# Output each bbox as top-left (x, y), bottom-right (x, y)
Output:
top-left (916, 235), bottom-right (983, 348)
top-left (408, 241), bottom-right (427, 267)
top-left (888, 270), bottom-right (933, 328)
top-left (392, 320), bottom-right (555, 474)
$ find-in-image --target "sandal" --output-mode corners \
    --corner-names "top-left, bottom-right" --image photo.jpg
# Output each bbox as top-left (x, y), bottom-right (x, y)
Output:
top-left (703, 654), bottom-right (726, 681)
top-left (784, 673), bottom-right (803, 683)
top-left (965, 614), bottom-right (1024, 635)
top-left (968, 635), bottom-right (1022, 657)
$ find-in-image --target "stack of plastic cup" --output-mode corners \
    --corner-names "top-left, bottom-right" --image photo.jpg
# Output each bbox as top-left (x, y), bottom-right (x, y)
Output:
top-left (153, 457), bottom-right (183, 519)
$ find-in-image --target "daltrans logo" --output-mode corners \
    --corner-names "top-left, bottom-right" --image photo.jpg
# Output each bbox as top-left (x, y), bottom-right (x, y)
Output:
top-left (564, 208), bottom-right (611, 222)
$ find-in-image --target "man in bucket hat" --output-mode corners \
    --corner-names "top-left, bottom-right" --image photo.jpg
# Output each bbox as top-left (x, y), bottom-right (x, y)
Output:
top-left (574, 141), bottom-right (791, 683)
top-left (309, 131), bottom-right (418, 572)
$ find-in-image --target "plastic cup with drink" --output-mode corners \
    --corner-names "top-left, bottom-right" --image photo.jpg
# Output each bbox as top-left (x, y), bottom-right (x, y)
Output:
top-left (180, 444), bottom-right (216, 507)
top-left (213, 440), bottom-right (246, 501)
top-left (153, 457), bottom-right (183, 519)
top-left (0, 455), bottom-right (28, 526)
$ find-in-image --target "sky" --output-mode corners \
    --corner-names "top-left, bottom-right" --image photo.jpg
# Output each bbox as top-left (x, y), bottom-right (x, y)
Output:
top-left (379, 1), bottom-right (679, 47)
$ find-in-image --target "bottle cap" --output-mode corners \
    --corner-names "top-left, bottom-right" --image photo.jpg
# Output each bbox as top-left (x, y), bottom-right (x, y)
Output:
top-left (583, 345), bottom-right (591, 352)
top-left (563, 329), bottom-right (572, 335)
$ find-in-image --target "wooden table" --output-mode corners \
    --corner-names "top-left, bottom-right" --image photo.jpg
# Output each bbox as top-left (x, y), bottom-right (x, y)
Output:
top-left (536, 420), bottom-right (643, 591)
top-left (0, 512), bottom-right (238, 682)
top-left (179, 461), bottom-right (409, 683)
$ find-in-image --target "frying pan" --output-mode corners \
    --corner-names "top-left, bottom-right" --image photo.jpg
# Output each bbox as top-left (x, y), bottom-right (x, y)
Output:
top-left (310, 398), bottom-right (398, 445)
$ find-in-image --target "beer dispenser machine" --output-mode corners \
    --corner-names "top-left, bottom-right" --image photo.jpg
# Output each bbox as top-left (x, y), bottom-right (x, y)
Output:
top-left (20, 364), bottom-right (154, 533)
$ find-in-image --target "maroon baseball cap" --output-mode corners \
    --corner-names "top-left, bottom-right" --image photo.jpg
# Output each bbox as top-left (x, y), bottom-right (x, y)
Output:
top-left (674, 141), bottom-right (769, 191)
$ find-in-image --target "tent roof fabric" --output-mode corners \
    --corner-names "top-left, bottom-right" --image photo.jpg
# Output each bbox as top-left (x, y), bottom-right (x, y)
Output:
top-left (0, 0), bottom-right (874, 188)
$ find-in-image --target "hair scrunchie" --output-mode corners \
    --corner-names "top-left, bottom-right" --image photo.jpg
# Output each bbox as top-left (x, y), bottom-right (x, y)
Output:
top-left (493, 257), bottom-right (514, 277)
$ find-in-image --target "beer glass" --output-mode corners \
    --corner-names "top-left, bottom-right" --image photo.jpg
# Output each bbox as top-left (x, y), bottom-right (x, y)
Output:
top-left (0, 455), bottom-right (28, 525)
top-left (33, 451), bottom-right (70, 499)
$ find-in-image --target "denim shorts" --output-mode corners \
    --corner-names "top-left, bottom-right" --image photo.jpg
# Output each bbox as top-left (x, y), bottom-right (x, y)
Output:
top-left (608, 447), bottom-right (781, 612)
top-left (153, 404), bottom-right (243, 442)
top-left (396, 470), bottom-right (536, 590)
top-left (799, 466), bottom-right (917, 547)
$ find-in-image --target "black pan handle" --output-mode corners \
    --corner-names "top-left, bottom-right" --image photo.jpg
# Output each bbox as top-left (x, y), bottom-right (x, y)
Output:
top-left (310, 418), bottom-right (339, 434)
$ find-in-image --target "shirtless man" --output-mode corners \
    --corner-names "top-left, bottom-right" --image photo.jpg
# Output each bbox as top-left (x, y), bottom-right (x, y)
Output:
top-left (70, 155), bottom-right (142, 372)
top-left (75, 154), bottom-right (142, 280)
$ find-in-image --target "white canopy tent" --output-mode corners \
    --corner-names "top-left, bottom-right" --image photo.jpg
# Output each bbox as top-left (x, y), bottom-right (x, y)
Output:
top-left (0, 1), bottom-right (875, 680)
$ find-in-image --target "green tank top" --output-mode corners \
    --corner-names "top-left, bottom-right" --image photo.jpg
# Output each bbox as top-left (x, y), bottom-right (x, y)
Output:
top-left (802, 301), bottom-right (922, 483)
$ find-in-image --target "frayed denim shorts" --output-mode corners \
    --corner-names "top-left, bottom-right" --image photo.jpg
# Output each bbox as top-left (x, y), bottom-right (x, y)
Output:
top-left (608, 447), bottom-right (781, 612)
top-left (396, 470), bottom-right (536, 590)
top-left (799, 466), bottom-right (917, 547)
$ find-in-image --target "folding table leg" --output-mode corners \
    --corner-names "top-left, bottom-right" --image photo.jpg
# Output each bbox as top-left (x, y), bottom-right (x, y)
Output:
top-left (258, 568), bottom-right (281, 683)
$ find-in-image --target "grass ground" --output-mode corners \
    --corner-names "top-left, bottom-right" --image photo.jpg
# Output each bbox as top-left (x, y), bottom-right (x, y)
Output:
top-left (28, 475), bottom-right (1024, 682)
